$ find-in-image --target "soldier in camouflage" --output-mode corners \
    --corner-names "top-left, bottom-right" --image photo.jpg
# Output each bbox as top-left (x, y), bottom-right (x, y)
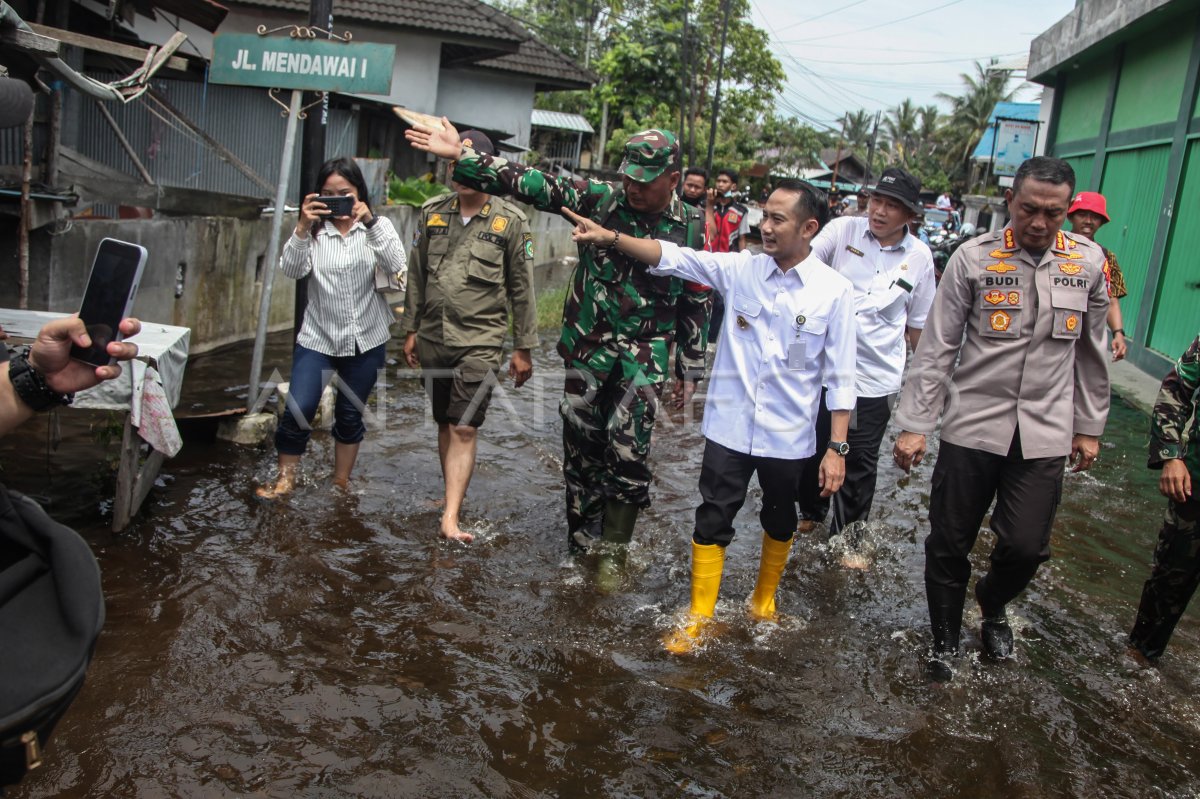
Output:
top-left (405, 118), bottom-right (710, 552)
top-left (1128, 332), bottom-right (1200, 660)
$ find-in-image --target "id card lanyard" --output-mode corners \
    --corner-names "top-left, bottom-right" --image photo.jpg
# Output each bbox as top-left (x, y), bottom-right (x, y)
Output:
top-left (788, 313), bottom-right (807, 370)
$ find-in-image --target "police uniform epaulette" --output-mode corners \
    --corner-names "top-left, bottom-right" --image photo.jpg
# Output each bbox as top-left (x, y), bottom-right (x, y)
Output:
top-left (421, 192), bottom-right (455, 210)
top-left (492, 195), bottom-right (528, 221)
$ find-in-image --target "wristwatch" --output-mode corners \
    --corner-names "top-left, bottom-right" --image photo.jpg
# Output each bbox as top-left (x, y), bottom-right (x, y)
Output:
top-left (828, 440), bottom-right (850, 456)
top-left (7, 346), bottom-right (73, 411)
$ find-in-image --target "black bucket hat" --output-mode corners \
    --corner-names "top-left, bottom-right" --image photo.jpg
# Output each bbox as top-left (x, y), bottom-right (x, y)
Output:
top-left (872, 167), bottom-right (922, 213)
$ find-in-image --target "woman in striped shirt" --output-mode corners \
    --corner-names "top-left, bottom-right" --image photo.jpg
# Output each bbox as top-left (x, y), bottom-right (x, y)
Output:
top-left (257, 157), bottom-right (407, 499)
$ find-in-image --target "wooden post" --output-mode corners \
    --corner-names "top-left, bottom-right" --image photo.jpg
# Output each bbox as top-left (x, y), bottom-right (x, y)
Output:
top-left (95, 100), bottom-right (154, 184)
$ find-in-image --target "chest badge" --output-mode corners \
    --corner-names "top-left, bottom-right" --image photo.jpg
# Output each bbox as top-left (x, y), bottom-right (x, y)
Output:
top-left (985, 261), bottom-right (1017, 274)
top-left (736, 315), bottom-right (750, 330)
top-left (984, 289), bottom-right (1006, 305)
top-left (1007, 291), bottom-right (1021, 305)
top-left (491, 216), bottom-right (509, 233)
top-left (846, 245), bottom-right (865, 257)
top-left (989, 310), bottom-right (1012, 332)
top-left (989, 248), bottom-right (1016, 259)
top-left (1058, 262), bottom-right (1082, 275)
top-left (427, 213), bottom-right (448, 227)
top-left (1065, 314), bottom-right (1079, 332)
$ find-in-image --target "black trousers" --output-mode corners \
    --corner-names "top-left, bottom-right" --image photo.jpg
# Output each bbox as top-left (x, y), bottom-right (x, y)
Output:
top-left (694, 438), bottom-right (804, 547)
top-left (797, 391), bottom-right (893, 535)
top-left (925, 436), bottom-right (1065, 613)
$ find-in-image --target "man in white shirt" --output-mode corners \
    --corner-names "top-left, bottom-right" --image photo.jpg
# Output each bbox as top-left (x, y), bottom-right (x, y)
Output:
top-left (562, 179), bottom-right (857, 653)
top-left (797, 168), bottom-right (936, 545)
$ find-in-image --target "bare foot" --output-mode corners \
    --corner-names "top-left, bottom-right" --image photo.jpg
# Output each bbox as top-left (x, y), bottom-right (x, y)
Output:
top-left (440, 517), bottom-right (475, 543)
top-left (797, 519), bottom-right (817, 534)
top-left (332, 477), bottom-right (350, 493)
top-left (255, 472), bottom-right (295, 500)
top-left (839, 551), bottom-right (870, 570)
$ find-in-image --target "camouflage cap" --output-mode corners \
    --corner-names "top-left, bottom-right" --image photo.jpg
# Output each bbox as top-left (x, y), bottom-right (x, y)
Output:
top-left (619, 129), bottom-right (679, 183)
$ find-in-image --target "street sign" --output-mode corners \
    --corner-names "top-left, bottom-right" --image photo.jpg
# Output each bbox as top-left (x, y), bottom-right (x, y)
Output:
top-left (210, 33), bottom-right (395, 94)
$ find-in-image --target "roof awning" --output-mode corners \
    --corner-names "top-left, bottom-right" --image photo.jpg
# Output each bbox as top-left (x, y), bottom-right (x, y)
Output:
top-left (531, 109), bottom-right (594, 134)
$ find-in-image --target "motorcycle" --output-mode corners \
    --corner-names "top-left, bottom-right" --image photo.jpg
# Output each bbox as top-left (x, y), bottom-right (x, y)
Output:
top-left (927, 222), bottom-right (978, 282)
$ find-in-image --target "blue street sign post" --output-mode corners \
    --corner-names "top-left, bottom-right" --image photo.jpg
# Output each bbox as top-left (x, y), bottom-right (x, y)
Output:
top-left (210, 28), bottom-right (395, 410)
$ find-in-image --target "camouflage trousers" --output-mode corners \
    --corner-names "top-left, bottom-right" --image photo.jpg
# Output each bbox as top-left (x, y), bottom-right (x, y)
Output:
top-left (559, 369), bottom-right (662, 543)
top-left (1129, 498), bottom-right (1200, 659)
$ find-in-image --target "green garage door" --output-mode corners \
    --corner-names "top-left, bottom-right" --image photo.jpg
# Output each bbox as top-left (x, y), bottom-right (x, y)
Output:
top-left (1097, 145), bottom-right (1171, 340)
top-left (1149, 138), bottom-right (1200, 357)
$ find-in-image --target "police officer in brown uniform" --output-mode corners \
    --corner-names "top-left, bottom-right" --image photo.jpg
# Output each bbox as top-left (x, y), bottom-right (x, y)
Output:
top-left (892, 157), bottom-right (1111, 681)
top-left (403, 130), bottom-right (538, 543)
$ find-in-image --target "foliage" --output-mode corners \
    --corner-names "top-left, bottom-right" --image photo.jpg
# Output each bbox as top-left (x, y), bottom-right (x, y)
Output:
top-left (536, 282), bottom-right (570, 330)
top-left (387, 175), bottom-right (450, 207)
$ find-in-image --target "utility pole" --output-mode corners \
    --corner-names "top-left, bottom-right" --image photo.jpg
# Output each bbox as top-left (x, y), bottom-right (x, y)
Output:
top-left (704, 0), bottom-right (731, 175)
top-left (293, 0), bottom-right (333, 342)
top-left (829, 117), bottom-right (846, 193)
top-left (679, 0), bottom-right (688, 147)
top-left (864, 110), bottom-right (881, 186)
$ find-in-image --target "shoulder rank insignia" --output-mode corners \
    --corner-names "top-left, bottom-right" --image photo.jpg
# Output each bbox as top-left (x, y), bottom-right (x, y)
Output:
top-left (846, 245), bottom-right (865, 257)
top-left (985, 261), bottom-right (1017, 273)
top-left (1003, 228), bottom-right (1016, 250)
top-left (989, 310), bottom-right (1012, 332)
top-left (1055, 230), bottom-right (1067, 251)
top-left (1058, 262), bottom-right (1082, 275)
top-left (426, 213), bottom-right (448, 227)
top-left (491, 216), bottom-right (509, 233)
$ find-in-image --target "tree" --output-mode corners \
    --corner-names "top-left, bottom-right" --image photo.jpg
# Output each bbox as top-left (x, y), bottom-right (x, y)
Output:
top-left (839, 109), bottom-right (873, 152)
top-left (937, 59), bottom-right (1016, 180)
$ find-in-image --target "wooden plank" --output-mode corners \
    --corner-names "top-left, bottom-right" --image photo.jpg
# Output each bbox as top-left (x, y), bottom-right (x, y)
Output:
top-left (94, 100), bottom-right (155, 185)
top-left (112, 414), bottom-right (139, 531)
top-left (146, 88), bottom-right (275, 194)
top-left (25, 22), bottom-right (188, 71)
top-left (0, 25), bottom-right (61, 58)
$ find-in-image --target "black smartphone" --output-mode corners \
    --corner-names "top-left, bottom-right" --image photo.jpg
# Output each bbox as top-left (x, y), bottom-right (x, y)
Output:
top-left (315, 195), bottom-right (355, 218)
top-left (70, 238), bottom-right (147, 367)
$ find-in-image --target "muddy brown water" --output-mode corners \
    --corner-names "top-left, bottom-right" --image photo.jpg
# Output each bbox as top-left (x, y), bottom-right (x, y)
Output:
top-left (3, 331), bottom-right (1198, 798)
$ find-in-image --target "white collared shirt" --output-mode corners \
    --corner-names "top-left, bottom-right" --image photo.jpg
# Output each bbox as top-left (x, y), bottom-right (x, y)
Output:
top-left (280, 217), bottom-right (407, 357)
top-left (810, 216), bottom-right (936, 397)
top-left (653, 241), bottom-right (856, 459)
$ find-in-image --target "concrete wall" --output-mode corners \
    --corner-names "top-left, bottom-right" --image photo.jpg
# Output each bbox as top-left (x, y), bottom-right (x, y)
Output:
top-left (435, 69), bottom-right (535, 148)
top-left (1028, 0), bottom-right (1177, 82)
top-left (2, 203), bottom-right (575, 353)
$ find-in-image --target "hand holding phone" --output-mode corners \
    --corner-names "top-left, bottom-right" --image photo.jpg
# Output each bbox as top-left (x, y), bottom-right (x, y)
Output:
top-left (70, 238), bottom-right (146, 367)
top-left (315, 195), bottom-right (355, 218)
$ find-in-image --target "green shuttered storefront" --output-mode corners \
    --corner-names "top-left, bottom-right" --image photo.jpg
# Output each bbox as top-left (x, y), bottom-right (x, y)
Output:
top-left (1046, 6), bottom-right (1200, 373)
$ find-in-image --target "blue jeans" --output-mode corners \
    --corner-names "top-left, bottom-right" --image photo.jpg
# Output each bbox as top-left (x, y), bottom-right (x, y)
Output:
top-left (275, 343), bottom-right (387, 455)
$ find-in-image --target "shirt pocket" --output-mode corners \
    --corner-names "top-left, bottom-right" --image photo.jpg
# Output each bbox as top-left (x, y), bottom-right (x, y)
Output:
top-left (876, 286), bottom-right (909, 324)
top-left (466, 239), bottom-right (505, 286)
top-left (1051, 287), bottom-right (1088, 340)
top-left (976, 288), bottom-right (1023, 339)
top-left (796, 314), bottom-right (829, 368)
top-left (729, 293), bottom-right (763, 338)
top-left (426, 235), bottom-right (450, 273)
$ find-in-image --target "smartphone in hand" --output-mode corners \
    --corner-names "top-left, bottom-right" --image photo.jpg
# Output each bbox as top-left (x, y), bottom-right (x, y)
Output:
top-left (70, 238), bottom-right (147, 367)
top-left (315, 195), bottom-right (355, 218)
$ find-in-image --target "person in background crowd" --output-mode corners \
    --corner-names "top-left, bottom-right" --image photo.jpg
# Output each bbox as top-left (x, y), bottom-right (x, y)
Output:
top-left (558, 178), bottom-right (855, 654)
top-left (681, 167), bottom-right (708, 208)
top-left (936, 190), bottom-right (952, 210)
top-left (1128, 331), bottom-right (1200, 661)
top-left (797, 168), bottom-right (936, 556)
top-left (257, 157), bottom-right (407, 499)
top-left (1067, 191), bottom-right (1128, 361)
top-left (893, 156), bottom-right (1110, 682)
top-left (403, 130), bottom-right (537, 543)
top-left (405, 118), bottom-right (709, 557)
top-left (710, 169), bottom-right (750, 253)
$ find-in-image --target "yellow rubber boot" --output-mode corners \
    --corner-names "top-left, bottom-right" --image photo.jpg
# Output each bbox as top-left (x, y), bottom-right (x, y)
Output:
top-left (748, 532), bottom-right (793, 621)
top-left (663, 541), bottom-right (726, 654)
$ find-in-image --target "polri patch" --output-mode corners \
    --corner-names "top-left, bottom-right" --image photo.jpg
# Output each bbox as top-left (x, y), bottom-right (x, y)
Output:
top-left (989, 310), bottom-right (1012, 332)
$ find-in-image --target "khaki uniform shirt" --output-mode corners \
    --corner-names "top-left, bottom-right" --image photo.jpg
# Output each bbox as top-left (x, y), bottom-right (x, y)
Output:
top-left (894, 227), bottom-right (1110, 458)
top-left (404, 193), bottom-right (538, 350)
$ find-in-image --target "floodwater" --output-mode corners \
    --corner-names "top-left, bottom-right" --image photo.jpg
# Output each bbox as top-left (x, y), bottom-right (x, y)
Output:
top-left (4, 331), bottom-right (1199, 798)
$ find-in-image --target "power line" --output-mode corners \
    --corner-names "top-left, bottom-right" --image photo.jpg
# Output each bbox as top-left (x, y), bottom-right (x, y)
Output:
top-left (787, 0), bottom-right (968, 44)
top-left (772, 0), bottom-right (870, 34)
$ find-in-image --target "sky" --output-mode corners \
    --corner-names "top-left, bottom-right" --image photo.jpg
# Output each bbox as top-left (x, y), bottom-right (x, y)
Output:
top-left (747, 0), bottom-right (1079, 132)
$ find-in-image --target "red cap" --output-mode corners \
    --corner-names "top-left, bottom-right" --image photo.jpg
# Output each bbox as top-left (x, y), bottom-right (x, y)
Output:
top-left (1068, 191), bottom-right (1109, 222)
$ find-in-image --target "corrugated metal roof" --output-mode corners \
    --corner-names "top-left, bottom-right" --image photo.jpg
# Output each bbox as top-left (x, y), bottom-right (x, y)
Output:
top-left (531, 109), bottom-right (593, 133)
top-left (230, 0), bottom-right (527, 44)
top-left (972, 101), bottom-right (1042, 160)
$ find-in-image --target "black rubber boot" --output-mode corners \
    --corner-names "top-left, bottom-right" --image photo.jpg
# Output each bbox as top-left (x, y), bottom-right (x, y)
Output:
top-left (976, 576), bottom-right (1014, 660)
top-left (926, 583), bottom-right (965, 683)
top-left (1128, 585), bottom-right (1183, 661)
top-left (601, 500), bottom-right (638, 544)
top-left (596, 501), bottom-right (639, 592)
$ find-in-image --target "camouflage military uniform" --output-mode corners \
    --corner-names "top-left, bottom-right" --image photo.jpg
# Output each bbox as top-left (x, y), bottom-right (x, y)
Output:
top-left (1129, 333), bottom-right (1200, 659)
top-left (452, 130), bottom-right (710, 543)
